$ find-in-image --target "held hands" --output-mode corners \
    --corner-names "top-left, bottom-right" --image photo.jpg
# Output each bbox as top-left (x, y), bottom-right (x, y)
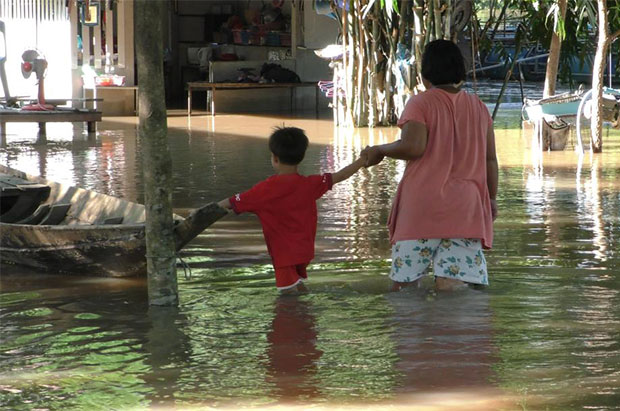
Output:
top-left (360, 145), bottom-right (385, 167)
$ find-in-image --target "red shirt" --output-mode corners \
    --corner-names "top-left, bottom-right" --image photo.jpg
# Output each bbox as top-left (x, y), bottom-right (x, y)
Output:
top-left (230, 173), bottom-right (333, 267)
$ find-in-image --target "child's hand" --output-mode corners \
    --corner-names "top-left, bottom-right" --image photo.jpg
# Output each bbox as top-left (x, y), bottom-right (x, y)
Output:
top-left (218, 198), bottom-right (232, 211)
top-left (361, 145), bottom-right (384, 167)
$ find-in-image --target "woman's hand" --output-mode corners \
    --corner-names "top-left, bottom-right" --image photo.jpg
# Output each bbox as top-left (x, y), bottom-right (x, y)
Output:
top-left (362, 145), bottom-right (385, 167)
top-left (490, 199), bottom-right (498, 221)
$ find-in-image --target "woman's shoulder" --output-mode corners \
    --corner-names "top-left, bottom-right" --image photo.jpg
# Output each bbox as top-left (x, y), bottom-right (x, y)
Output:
top-left (456, 91), bottom-right (491, 111)
top-left (406, 88), bottom-right (443, 107)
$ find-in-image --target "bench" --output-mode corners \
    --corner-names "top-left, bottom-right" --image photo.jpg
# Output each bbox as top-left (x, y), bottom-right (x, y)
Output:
top-left (186, 81), bottom-right (319, 117)
top-left (0, 109), bottom-right (102, 138)
top-left (0, 175), bottom-right (51, 223)
top-left (38, 203), bottom-right (71, 225)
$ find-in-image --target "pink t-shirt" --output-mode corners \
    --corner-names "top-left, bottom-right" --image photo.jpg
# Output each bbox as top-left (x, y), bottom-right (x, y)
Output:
top-left (389, 88), bottom-right (494, 248)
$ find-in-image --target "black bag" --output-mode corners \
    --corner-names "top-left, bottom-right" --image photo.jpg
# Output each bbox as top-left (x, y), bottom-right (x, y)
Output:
top-left (260, 63), bottom-right (300, 83)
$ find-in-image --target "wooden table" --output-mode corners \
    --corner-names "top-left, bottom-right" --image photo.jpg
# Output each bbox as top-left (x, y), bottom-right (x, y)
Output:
top-left (84, 86), bottom-right (139, 116)
top-left (0, 109), bottom-right (103, 138)
top-left (187, 82), bottom-right (319, 117)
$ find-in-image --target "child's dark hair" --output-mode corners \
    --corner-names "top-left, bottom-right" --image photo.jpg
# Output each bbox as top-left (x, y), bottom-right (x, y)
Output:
top-left (268, 126), bottom-right (309, 165)
top-left (421, 39), bottom-right (466, 86)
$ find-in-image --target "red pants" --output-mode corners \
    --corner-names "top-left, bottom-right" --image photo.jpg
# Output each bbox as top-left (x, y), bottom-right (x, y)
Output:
top-left (274, 264), bottom-right (308, 290)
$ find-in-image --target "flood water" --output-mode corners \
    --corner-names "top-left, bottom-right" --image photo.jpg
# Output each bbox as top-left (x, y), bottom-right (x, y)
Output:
top-left (1, 83), bottom-right (620, 410)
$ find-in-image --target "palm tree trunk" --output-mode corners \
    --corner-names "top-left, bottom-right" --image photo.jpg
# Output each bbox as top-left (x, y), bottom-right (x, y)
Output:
top-left (543, 0), bottom-right (567, 98)
top-left (135, 0), bottom-right (178, 306)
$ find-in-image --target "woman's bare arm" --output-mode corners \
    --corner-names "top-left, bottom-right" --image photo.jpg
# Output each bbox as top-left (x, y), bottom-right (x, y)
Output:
top-left (486, 126), bottom-right (499, 220)
top-left (364, 121), bottom-right (428, 166)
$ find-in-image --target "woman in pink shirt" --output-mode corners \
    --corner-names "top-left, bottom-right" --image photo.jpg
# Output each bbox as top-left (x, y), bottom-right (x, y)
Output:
top-left (363, 40), bottom-right (499, 291)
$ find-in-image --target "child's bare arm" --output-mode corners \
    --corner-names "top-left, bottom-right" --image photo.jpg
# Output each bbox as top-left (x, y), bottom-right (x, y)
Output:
top-left (218, 198), bottom-right (232, 209)
top-left (331, 155), bottom-right (366, 185)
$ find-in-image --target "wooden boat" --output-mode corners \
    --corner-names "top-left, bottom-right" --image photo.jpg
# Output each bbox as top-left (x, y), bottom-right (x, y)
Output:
top-left (0, 164), bottom-right (227, 277)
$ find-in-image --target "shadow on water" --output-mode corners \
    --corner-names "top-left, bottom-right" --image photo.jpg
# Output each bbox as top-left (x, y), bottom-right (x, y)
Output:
top-left (1, 82), bottom-right (620, 409)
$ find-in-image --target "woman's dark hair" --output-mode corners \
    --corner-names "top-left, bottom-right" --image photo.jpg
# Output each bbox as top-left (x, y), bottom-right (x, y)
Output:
top-left (268, 126), bottom-right (309, 165)
top-left (421, 39), bottom-right (466, 86)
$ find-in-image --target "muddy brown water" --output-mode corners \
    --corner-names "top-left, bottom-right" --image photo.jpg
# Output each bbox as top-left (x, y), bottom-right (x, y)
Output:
top-left (1, 90), bottom-right (619, 409)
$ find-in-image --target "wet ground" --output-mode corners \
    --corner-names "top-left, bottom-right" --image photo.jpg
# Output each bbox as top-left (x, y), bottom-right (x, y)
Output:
top-left (1, 82), bottom-right (619, 410)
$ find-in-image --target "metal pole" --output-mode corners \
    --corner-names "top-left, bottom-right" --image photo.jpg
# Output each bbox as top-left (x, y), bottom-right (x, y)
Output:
top-left (608, 50), bottom-right (613, 88)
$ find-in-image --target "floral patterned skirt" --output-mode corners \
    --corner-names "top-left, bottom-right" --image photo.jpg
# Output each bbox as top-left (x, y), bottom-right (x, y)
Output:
top-left (390, 238), bottom-right (488, 285)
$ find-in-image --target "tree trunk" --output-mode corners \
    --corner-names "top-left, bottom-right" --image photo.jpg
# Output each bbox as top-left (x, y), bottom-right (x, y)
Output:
top-left (135, 0), bottom-right (178, 306)
top-left (543, 0), bottom-right (567, 98)
top-left (590, 0), bottom-right (609, 153)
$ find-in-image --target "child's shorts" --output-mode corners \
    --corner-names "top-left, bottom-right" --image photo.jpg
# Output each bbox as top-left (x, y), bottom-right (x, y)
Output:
top-left (390, 239), bottom-right (488, 285)
top-left (274, 263), bottom-right (308, 290)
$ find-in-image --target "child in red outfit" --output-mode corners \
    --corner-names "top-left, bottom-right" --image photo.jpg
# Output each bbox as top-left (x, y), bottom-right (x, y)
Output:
top-left (218, 126), bottom-right (366, 292)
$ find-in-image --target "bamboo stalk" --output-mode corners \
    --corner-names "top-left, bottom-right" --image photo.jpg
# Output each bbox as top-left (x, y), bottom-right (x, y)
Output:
top-left (342, 3), bottom-right (349, 126)
top-left (350, 2), bottom-right (356, 125)
top-left (370, 0), bottom-right (380, 125)
top-left (356, 0), bottom-right (368, 126)
top-left (413, 0), bottom-right (425, 88)
top-left (352, 2), bottom-right (360, 125)
top-left (470, 13), bottom-right (477, 93)
top-left (433, 0), bottom-right (442, 40)
top-left (444, 0), bottom-right (451, 40)
top-left (425, 0), bottom-right (432, 44)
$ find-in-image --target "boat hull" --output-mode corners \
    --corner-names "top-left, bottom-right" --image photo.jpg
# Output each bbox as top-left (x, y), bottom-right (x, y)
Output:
top-left (0, 222), bottom-right (149, 277)
top-left (0, 164), bottom-right (227, 277)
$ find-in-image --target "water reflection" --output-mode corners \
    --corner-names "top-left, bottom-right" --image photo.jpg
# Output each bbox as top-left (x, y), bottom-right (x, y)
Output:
top-left (142, 307), bottom-right (190, 407)
top-left (386, 287), bottom-right (495, 393)
top-left (521, 131), bottom-right (617, 267)
top-left (576, 155), bottom-right (608, 262)
top-left (266, 295), bottom-right (322, 401)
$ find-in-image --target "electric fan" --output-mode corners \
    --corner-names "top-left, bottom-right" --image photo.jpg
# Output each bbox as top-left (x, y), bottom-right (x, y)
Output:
top-left (21, 48), bottom-right (54, 111)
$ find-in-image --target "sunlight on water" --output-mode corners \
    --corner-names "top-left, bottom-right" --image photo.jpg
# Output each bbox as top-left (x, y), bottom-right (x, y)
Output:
top-left (1, 84), bottom-right (619, 409)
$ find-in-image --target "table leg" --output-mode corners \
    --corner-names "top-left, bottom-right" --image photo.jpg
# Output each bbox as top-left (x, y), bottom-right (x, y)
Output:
top-left (134, 88), bottom-right (139, 115)
top-left (87, 121), bottom-right (96, 133)
top-left (188, 87), bottom-right (192, 116)
top-left (210, 87), bottom-right (215, 116)
top-left (315, 86), bottom-right (319, 119)
top-left (290, 88), bottom-right (294, 114)
top-left (0, 122), bottom-right (5, 145)
top-left (36, 123), bottom-right (47, 145)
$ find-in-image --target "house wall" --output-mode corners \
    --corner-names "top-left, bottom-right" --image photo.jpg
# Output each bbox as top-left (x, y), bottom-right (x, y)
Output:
top-left (1, 0), bottom-right (135, 112)
top-left (0, 1), bottom-right (72, 102)
top-left (1, 0), bottom-right (339, 115)
top-left (172, 0), bottom-right (339, 114)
